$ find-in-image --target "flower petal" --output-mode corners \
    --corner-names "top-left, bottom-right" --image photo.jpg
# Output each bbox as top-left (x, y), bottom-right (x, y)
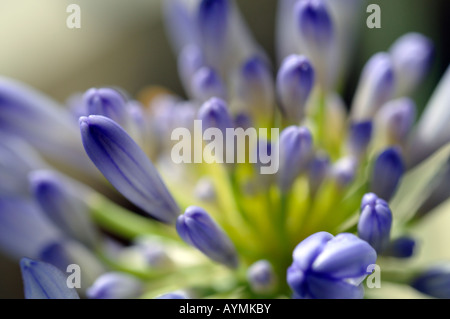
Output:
top-left (20, 258), bottom-right (80, 299)
top-left (312, 233), bottom-right (377, 279)
top-left (79, 115), bottom-right (180, 224)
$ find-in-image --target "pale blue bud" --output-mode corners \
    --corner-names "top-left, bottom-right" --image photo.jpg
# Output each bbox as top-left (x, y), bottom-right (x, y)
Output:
top-left (176, 206), bottom-right (238, 268)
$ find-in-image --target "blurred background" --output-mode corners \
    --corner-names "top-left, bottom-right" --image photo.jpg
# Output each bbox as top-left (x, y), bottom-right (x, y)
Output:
top-left (0, 0), bottom-right (449, 298)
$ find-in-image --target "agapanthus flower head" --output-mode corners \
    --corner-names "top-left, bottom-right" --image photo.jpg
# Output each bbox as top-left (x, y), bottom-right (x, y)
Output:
top-left (0, 0), bottom-right (449, 301)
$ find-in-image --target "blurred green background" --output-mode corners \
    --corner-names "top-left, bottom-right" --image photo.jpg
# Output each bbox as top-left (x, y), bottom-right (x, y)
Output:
top-left (0, 0), bottom-right (449, 298)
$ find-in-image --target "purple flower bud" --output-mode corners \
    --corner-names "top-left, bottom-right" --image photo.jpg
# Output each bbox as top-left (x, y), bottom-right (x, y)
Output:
top-left (390, 33), bottom-right (434, 96)
top-left (408, 65), bottom-right (450, 167)
top-left (197, 0), bottom-right (229, 67)
top-left (277, 55), bottom-right (315, 123)
top-left (234, 112), bottom-right (253, 130)
top-left (295, 0), bottom-right (334, 87)
top-left (194, 177), bottom-right (216, 202)
top-left (278, 126), bottom-right (313, 193)
top-left (20, 258), bottom-right (80, 299)
top-left (87, 272), bottom-right (143, 299)
top-left (198, 98), bottom-right (234, 135)
top-left (330, 156), bottom-right (358, 189)
top-left (79, 115), bottom-right (180, 224)
top-left (191, 67), bottom-right (227, 102)
top-left (176, 206), bottom-right (238, 268)
top-left (376, 98), bottom-right (416, 145)
top-left (308, 152), bottom-right (330, 195)
top-left (178, 45), bottom-right (205, 96)
top-left (234, 56), bottom-right (275, 122)
top-left (0, 135), bottom-right (46, 196)
top-left (383, 236), bottom-right (416, 259)
top-left (134, 237), bottom-right (173, 269)
top-left (0, 198), bottom-right (61, 260)
top-left (358, 193), bottom-right (392, 253)
top-left (29, 170), bottom-right (98, 248)
top-left (163, 0), bottom-right (198, 53)
top-left (247, 260), bottom-right (277, 294)
top-left (296, 0), bottom-right (334, 49)
top-left (198, 0), bottom-right (229, 43)
top-left (83, 88), bottom-right (128, 126)
top-left (411, 264), bottom-right (450, 299)
top-left (287, 232), bottom-right (377, 299)
top-left (370, 147), bottom-right (404, 201)
top-left (0, 77), bottom-right (92, 172)
top-left (156, 291), bottom-right (189, 299)
top-left (352, 53), bottom-right (396, 121)
top-left (347, 121), bottom-right (373, 157)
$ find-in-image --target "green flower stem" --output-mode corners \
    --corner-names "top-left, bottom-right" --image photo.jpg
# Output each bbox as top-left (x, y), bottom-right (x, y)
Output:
top-left (315, 89), bottom-right (327, 149)
top-left (88, 193), bottom-right (178, 241)
top-left (140, 264), bottom-right (234, 298)
top-left (96, 248), bottom-right (173, 281)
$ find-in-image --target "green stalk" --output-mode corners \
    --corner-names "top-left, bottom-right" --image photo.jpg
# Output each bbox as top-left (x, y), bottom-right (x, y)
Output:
top-left (88, 194), bottom-right (178, 241)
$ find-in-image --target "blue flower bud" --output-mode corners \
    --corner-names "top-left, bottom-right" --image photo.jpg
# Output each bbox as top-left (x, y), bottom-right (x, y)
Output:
top-left (233, 56), bottom-right (275, 123)
top-left (351, 53), bottom-right (396, 121)
top-left (191, 67), bottom-right (227, 102)
top-left (376, 98), bottom-right (416, 145)
top-left (83, 88), bottom-right (128, 127)
top-left (194, 177), bottom-right (216, 202)
top-left (296, 0), bottom-right (333, 50)
top-left (176, 206), bottom-right (238, 268)
top-left (390, 33), bottom-right (434, 96)
top-left (370, 147), bottom-right (404, 201)
top-left (198, 98), bottom-right (234, 135)
top-left (234, 112), bottom-right (253, 130)
top-left (295, 0), bottom-right (334, 87)
top-left (156, 291), bottom-right (189, 299)
top-left (86, 272), bottom-right (143, 299)
top-left (134, 237), bottom-right (173, 269)
top-left (330, 156), bottom-right (358, 189)
top-left (247, 260), bottom-right (277, 294)
top-left (408, 65), bottom-right (450, 167)
top-left (277, 126), bottom-right (313, 193)
top-left (29, 170), bottom-right (98, 248)
top-left (20, 258), bottom-right (80, 299)
top-left (347, 121), bottom-right (373, 157)
top-left (308, 152), bottom-right (330, 195)
top-left (411, 264), bottom-right (450, 299)
top-left (79, 115), bottom-right (180, 224)
top-left (198, 0), bottom-right (229, 44)
top-left (287, 232), bottom-right (377, 299)
top-left (383, 236), bottom-right (416, 259)
top-left (276, 55), bottom-right (315, 123)
top-left (358, 193), bottom-right (392, 253)
top-left (0, 135), bottom-right (46, 196)
top-left (0, 77), bottom-right (92, 172)
top-left (197, 0), bottom-right (229, 68)
top-left (0, 198), bottom-right (61, 260)
top-left (178, 45), bottom-right (205, 96)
